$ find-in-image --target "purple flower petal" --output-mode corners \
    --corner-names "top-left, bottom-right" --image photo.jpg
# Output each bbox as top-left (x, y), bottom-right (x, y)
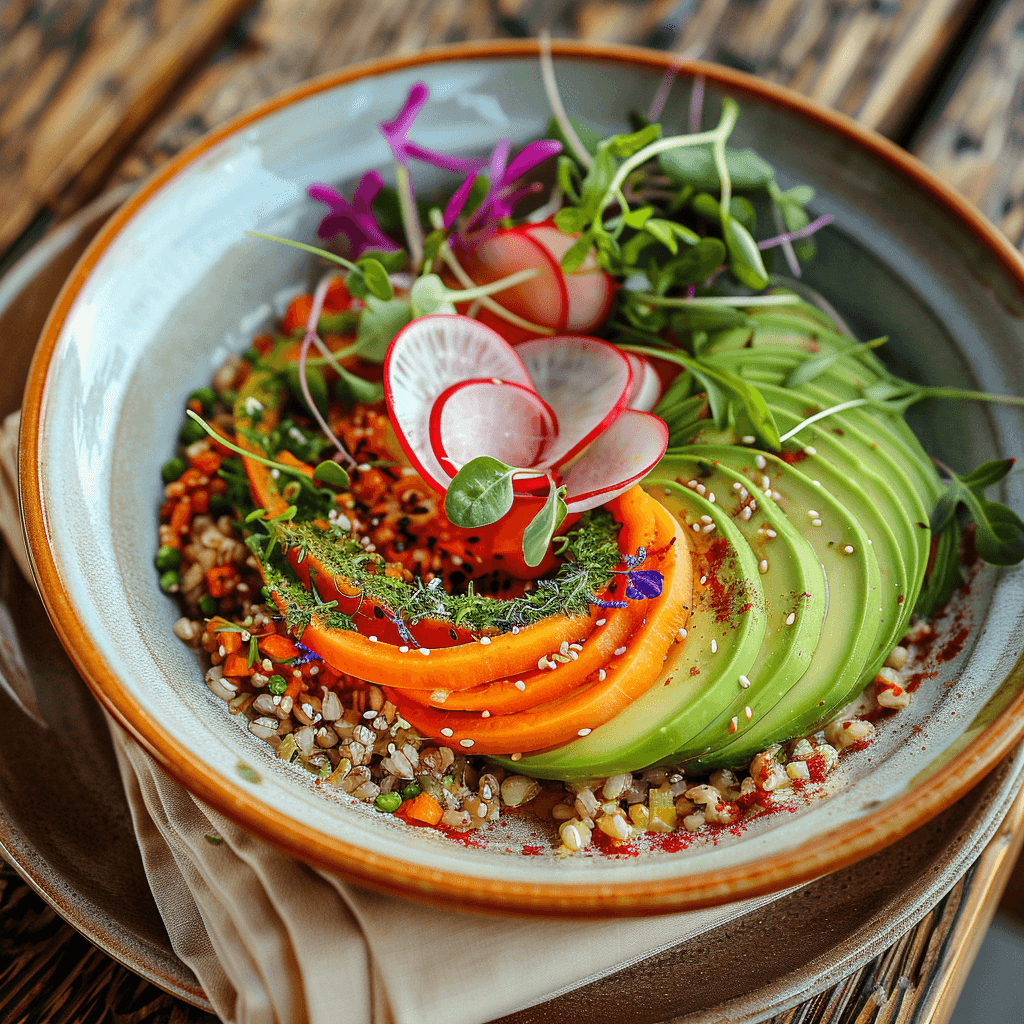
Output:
top-left (590, 595), bottom-right (629, 609)
top-left (626, 570), bottom-right (664, 600)
top-left (444, 170), bottom-right (479, 230)
top-left (307, 172), bottom-right (399, 254)
top-left (404, 142), bottom-right (486, 175)
top-left (623, 546), bottom-right (647, 571)
top-left (379, 82), bottom-right (430, 159)
top-left (502, 140), bottom-right (561, 185)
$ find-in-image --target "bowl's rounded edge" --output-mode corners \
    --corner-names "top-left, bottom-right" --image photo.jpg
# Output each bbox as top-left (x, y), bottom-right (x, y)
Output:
top-left (19, 38), bottom-right (1024, 916)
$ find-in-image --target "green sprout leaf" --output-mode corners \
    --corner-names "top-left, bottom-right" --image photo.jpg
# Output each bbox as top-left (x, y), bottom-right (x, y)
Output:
top-left (334, 367), bottom-right (384, 406)
top-left (444, 457), bottom-right (518, 528)
top-left (723, 217), bottom-right (768, 290)
top-left (522, 481), bottom-right (569, 567)
top-left (354, 296), bottom-right (412, 362)
top-left (357, 258), bottom-right (394, 301)
top-left (914, 520), bottom-right (964, 619)
top-left (410, 274), bottom-right (457, 316)
top-left (312, 461), bottom-right (351, 490)
top-left (930, 459), bottom-right (1024, 566)
top-left (659, 145), bottom-right (775, 192)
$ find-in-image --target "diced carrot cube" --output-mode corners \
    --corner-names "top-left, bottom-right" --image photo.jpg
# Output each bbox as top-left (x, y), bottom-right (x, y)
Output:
top-left (324, 279), bottom-right (351, 313)
top-left (170, 496), bottom-right (192, 535)
top-left (282, 295), bottom-right (313, 335)
top-left (205, 565), bottom-right (238, 598)
top-left (400, 792), bottom-right (443, 826)
top-left (191, 489), bottom-right (210, 514)
top-left (219, 631), bottom-right (243, 655)
top-left (259, 634), bottom-right (301, 662)
top-left (222, 652), bottom-right (252, 677)
top-left (190, 450), bottom-right (222, 475)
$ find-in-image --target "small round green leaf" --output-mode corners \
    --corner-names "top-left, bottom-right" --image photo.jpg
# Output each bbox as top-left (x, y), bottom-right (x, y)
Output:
top-left (444, 457), bottom-right (516, 528)
top-left (313, 461), bottom-right (351, 490)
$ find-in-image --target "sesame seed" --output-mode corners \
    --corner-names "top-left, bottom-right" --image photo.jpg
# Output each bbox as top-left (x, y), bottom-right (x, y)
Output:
top-left (710, 639), bottom-right (718, 654)
top-left (479, 636), bottom-right (491, 645)
top-left (598, 669), bottom-right (607, 681)
top-left (678, 628), bottom-right (688, 639)
top-left (739, 675), bottom-right (751, 688)
top-left (515, 680), bottom-right (526, 691)
top-left (755, 454), bottom-right (766, 470)
top-left (363, 710), bottom-right (377, 719)
top-left (813, 480), bottom-right (821, 486)
top-left (578, 728), bottom-right (592, 736)
top-left (559, 641), bottom-right (569, 655)
top-left (399, 646), bottom-right (409, 653)
top-left (441, 728), bottom-right (454, 737)
top-left (701, 514), bottom-right (713, 524)
top-left (742, 435), bottom-right (756, 444)
top-left (764, 489), bottom-right (773, 499)
top-left (460, 739), bottom-right (475, 748)
top-left (708, 492), bottom-right (716, 503)
top-left (369, 635), bottom-right (378, 642)
top-left (744, 705), bottom-right (753, 719)
top-left (728, 717), bottom-right (738, 734)
top-left (761, 476), bottom-right (770, 489)
top-left (766, 529), bottom-right (777, 538)
top-left (420, 648), bottom-right (431, 656)
top-left (512, 626), bottom-right (520, 634)
top-left (596, 618), bottom-right (606, 626)
top-left (759, 559), bottom-right (769, 573)
top-left (740, 506), bottom-right (753, 521)
top-left (692, 522), bottom-right (701, 532)
top-left (687, 479), bottom-right (698, 487)
top-left (614, 646), bottom-right (627, 656)
top-left (703, 523), bottom-right (716, 533)
top-left (808, 509), bottom-right (819, 517)
top-left (481, 710), bottom-right (490, 718)
top-left (812, 518), bottom-right (822, 527)
top-left (700, 575), bottom-right (708, 585)
top-left (733, 482), bottom-right (742, 491)
top-left (785, 612), bottom-right (796, 625)
top-left (843, 544), bottom-right (855, 554)
top-left (804, 446), bottom-right (816, 456)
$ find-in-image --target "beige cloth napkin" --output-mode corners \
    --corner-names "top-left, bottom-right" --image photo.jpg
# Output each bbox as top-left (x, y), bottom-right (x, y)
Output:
top-left (1, 410), bottom-right (785, 1024)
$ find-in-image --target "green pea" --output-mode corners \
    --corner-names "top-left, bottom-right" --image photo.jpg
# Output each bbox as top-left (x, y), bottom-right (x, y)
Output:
top-left (188, 387), bottom-right (217, 415)
top-left (442, 775), bottom-right (454, 791)
top-left (161, 457), bottom-right (188, 483)
top-left (374, 791), bottom-right (402, 813)
top-left (179, 417), bottom-right (207, 445)
top-left (402, 782), bottom-right (422, 800)
top-left (159, 570), bottom-right (180, 592)
top-left (155, 545), bottom-right (180, 571)
top-left (198, 595), bottom-right (218, 618)
top-left (209, 493), bottom-right (232, 516)
top-left (267, 675), bottom-right (287, 695)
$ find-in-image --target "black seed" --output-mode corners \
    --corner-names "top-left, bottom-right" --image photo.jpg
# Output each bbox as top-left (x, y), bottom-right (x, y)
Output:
top-left (373, 606), bottom-right (385, 619)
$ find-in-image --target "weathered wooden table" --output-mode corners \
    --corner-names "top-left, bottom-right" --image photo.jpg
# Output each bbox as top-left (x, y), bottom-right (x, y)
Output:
top-left (1, 1), bottom-right (1023, 1021)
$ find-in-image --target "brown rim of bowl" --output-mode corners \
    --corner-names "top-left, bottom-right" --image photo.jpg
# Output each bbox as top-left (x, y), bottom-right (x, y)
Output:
top-left (19, 39), bottom-right (1024, 917)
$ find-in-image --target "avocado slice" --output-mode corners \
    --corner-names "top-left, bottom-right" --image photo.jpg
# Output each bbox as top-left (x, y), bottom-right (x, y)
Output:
top-left (653, 454), bottom-right (828, 765)
top-left (497, 482), bottom-right (768, 780)
top-left (679, 445), bottom-right (881, 770)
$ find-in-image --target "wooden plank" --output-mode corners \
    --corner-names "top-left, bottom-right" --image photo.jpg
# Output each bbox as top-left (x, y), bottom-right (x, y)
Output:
top-left (105, 0), bottom-right (986, 193)
top-left (0, 0), bottom-right (256, 254)
top-left (912, 0), bottom-right (1024, 249)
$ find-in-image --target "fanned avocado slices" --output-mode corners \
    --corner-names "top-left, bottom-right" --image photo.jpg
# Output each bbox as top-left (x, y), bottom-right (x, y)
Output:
top-left (654, 454), bottom-right (827, 766)
top-left (680, 445), bottom-right (881, 770)
top-left (499, 481), bottom-right (767, 780)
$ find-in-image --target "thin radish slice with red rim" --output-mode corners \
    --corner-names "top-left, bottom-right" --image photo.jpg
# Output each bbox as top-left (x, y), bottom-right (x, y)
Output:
top-left (454, 228), bottom-right (568, 331)
top-left (516, 336), bottom-right (633, 468)
top-left (625, 353), bottom-right (663, 412)
top-left (561, 410), bottom-right (669, 512)
top-left (383, 315), bottom-right (533, 492)
top-left (429, 378), bottom-right (559, 479)
top-left (524, 222), bottom-right (615, 333)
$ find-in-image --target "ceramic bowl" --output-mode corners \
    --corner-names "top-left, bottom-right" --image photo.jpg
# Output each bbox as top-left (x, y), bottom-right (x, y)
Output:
top-left (20, 40), bottom-right (1024, 915)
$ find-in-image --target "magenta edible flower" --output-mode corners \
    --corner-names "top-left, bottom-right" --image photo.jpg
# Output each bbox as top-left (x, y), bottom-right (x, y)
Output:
top-left (307, 172), bottom-right (399, 256)
top-left (379, 82), bottom-right (486, 175)
top-left (757, 213), bottom-right (833, 252)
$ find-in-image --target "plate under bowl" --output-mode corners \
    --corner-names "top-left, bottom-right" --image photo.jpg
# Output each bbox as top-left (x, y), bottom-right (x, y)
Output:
top-left (19, 41), bottom-right (1024, 915)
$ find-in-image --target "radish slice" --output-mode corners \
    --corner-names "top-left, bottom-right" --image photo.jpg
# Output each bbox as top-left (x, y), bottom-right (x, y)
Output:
top-left (454, 228), bottom-right (568, 331)
top-left (561, 410), bottom-right (669, 513)
top-left (516, 336), bottom-right (633, 467)
top-left (429, 378), bottom-right (558, 479)
top-left (524, 222), bottom-right (615, 333)
top-left (625, 353), bottom-right (663, 412)
top-left (384, 315), bottom-right (533, 492)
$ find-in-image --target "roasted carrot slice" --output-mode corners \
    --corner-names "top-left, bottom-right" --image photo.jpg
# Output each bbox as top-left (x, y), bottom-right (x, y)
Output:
top-left (385, 495), bottom-right (692, 753)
